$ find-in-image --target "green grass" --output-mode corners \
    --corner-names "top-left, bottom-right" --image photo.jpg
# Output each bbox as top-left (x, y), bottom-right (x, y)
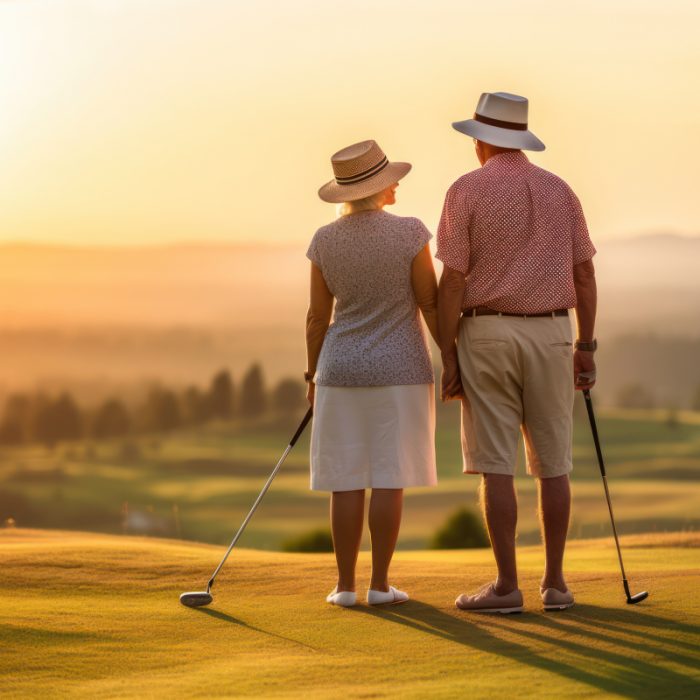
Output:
top-left (1, 405), bottom-right (700, 548)
top-left (1, 529), bottom-right (698, 698)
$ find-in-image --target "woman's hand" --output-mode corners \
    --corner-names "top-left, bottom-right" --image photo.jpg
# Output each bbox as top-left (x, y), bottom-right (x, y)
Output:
top-left (441, 354), bottom-right (464, 402)
top-left (306, 381), bottom-right (315, 407)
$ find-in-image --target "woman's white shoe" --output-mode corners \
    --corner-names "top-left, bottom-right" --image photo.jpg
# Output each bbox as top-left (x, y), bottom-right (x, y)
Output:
top-left (326, 587), bottom-right (357, 607)
top-left (367, 586), bottom-right (409, 605)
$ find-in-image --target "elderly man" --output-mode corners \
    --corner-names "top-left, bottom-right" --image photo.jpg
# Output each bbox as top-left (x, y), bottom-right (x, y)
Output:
top-left (437, 92), bottom-right (597, 613)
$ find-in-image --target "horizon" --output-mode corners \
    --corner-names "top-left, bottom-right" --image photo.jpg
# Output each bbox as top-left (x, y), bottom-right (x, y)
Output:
top-left (1, 229), bottom-right (699, 251)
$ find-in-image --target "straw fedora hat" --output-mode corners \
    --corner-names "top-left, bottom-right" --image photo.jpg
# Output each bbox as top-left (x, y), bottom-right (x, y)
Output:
top-left (318, 140), bottom-right (411, 203)
top-left (452, 92), bottom-right (545, 151)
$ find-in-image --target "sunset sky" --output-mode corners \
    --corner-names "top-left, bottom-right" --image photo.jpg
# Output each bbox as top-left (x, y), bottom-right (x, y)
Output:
top-left (0, 0), bottom-right (698, 246)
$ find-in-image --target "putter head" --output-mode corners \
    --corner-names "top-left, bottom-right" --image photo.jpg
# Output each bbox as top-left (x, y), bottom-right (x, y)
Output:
top-left (626, 591), bottom-right (649, 605)
top-left (180, 591), bottom-right (213, 607)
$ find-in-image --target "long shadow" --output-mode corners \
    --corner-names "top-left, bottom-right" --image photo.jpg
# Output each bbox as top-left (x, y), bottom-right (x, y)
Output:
top-left (351, 601), bottom-right (698, 698)
top-left (564, 604), bottom-right (700, 655)
top-left (191, 607), bottom-right (318, 652)
top-left (486, 608), bottom-right (700, 676)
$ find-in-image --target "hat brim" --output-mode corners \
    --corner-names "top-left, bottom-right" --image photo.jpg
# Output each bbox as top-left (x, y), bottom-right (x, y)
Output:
top-left (318, 162), bottom-right (412, 203)
top-left (452, 119), bottom-right (545, 152)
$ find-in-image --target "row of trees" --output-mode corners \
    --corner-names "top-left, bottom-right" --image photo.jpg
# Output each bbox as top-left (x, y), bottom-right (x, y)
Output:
top-left (615, 383), bottom-right (700, 412)
top-left (0, 364), bottom-right (306, 448)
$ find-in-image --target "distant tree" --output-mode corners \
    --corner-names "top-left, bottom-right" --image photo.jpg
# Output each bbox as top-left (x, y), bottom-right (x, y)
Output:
top-left (273, 378), bottom-right (305, 416)
top-left (33, 393), bottom-right (83, 448)
top-left (431, 507), bottom-right (489, 549)
top-left (0, 393), bottom-right (31, 445)
top-left (209, 370), bottom-right (234, 419)
top-left (615, 383), bottom-right (655, 410)
top-left (144, 387), bottom-right (181, 432)
top-left (240, 364), bottom-right (267, 418)
top-left (282, 528), bottom-right (334, 552)
top-left (692, 386), bottom-right (700, 412)
top-left (665, 407), bottom-right (680, 430)
top-left (182, 385), bottom-right (211, 425)
top-left (91, 398), bottom-right (130, 439)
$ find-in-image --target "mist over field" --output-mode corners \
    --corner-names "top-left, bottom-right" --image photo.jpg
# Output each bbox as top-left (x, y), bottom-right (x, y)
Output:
top-left (1, 234), bottom-right (699, 407)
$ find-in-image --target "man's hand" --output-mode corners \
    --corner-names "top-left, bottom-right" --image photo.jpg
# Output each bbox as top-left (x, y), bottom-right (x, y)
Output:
top-left (441, 353), bottom-right (464, 402)
top-left (574, 350), bottom-right (596, 390)
top-left (306, 382), bottom-right (315, 407)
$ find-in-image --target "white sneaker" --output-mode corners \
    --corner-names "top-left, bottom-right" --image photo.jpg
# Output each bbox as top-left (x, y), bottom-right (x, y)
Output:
top-left (326, 587), bottom-right (356, 607)
top-left (367, 586), bottom-right (409, 605)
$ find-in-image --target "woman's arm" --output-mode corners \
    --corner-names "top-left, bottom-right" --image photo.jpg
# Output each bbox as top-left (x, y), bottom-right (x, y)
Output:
top-left (305, 262), bottom-right (334, 403)
top-left (411, 245), bottom-right (439, 345)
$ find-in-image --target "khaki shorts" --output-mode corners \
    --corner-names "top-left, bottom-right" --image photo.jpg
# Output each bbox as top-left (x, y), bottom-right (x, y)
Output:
top-left (457, 314), bottom-right (574, 479)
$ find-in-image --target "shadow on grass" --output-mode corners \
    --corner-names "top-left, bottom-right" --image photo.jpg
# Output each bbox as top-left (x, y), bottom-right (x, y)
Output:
top-left (351, 601), bottom-right (699, 698)
top-left (192, 607), bottom-right (317, 652)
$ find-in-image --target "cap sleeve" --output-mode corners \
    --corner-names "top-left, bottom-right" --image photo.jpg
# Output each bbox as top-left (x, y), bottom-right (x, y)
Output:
top-left (407, 218), bottom-right (433, 259)
top-left (568, 189), bottom-right (596, 265)
top-left (436, 184), bottom-right (470, 274)
top-left (306, 228), bottom-right (323, 267)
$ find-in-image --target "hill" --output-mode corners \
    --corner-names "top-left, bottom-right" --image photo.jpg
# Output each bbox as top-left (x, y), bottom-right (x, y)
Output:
top-left (1, 529), bottom-right (698, 698)
top-left (1, 235), bottom-right (699, 399)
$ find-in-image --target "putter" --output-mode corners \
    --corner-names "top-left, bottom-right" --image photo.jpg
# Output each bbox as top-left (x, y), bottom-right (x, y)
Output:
top-left (180, 407), bottom-right (313, 607)
top-left (582, 388), bottom-right (648, 605)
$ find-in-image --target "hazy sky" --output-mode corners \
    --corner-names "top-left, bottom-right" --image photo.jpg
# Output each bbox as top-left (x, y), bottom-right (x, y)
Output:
top-left (1, 0), bottom-right (698, 246)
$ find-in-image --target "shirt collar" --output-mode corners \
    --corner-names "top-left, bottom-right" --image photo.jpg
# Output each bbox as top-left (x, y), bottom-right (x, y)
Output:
top-left (482, 151), bottom-right (530, 171)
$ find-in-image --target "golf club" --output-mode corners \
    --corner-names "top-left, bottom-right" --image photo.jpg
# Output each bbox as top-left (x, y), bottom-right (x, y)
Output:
top-left (582, 389), bottom-right (648, 605)
top-left (180, 407), bottom-right (313, 607)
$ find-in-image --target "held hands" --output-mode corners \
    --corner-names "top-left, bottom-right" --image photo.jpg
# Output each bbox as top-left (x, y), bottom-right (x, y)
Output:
top-left (574, 349), bottom-right (597, 391)
top-left (306, 381), bottom-right (315, 407)
top-left (440, 351), bottom-right (465, 402)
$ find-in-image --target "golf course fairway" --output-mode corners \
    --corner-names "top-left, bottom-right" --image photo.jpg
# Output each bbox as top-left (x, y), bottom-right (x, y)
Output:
top-left (2, 529), bottom-right (698, 698)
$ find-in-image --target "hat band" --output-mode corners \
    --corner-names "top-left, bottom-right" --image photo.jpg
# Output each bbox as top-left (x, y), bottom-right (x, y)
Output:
top-left (335, 156), bottom-right (389, 185)
top-left (474, 112), bottom-right (528, 131)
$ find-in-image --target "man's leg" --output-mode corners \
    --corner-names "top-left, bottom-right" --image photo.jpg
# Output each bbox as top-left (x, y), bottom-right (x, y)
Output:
top-left (538, 474), bottom-right (571, 592)
top-left (330, 490), bottom-right (365, 592)
top-left (481, 473), bottom-right (519, 595)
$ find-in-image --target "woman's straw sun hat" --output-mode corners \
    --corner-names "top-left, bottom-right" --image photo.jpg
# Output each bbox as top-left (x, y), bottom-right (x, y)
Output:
top-left (318, 140), bottom-right (411, 203)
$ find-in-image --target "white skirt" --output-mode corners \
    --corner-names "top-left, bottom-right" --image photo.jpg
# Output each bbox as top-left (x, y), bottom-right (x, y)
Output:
top-left (310, 384), bottom-right (437, 491)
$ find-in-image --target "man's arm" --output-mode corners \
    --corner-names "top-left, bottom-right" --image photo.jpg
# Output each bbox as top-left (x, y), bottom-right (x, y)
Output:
top-left (437, 264), bottom-right (466, 401)
top-left (573, 258), bottom-right (597, 390)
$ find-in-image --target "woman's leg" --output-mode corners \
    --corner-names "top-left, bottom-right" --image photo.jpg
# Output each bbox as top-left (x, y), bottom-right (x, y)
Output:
top-left (368, 488), bottom-right (403, 592)
top-left (331, 489), bottom-right (365, 592)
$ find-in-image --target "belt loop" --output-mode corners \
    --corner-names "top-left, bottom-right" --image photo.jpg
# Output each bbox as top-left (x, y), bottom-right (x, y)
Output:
top-left (551, 311), bottom-right (555, 319)
top-left (472, 308), bottom-right (477, 318)
top-left (497, 312), bottom-right (502, 317)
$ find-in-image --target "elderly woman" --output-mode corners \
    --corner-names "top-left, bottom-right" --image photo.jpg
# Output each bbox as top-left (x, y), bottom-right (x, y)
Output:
top-left (305, 140), bottom-right (439, 607)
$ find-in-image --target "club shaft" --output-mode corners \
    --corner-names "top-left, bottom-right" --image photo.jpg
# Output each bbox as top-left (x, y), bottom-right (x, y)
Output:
top-left (583, 390), bottom-right (628, 582)
top-left (206, 408), bottom-right (312, 592)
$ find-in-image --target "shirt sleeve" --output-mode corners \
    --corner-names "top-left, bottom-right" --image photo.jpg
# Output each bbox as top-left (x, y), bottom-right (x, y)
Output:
top-left (436, 184), bottom-right (470, 274)
top-left (407, 218), bottom-right (433, 259)
top-left (569, 190), bottom-right (596, 265)
top-left (306, 228), bottom-right (323, 267)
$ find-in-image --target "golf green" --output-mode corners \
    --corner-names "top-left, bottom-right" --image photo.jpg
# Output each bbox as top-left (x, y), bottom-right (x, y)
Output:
top-left (1, 529), bottom-right (699, 698)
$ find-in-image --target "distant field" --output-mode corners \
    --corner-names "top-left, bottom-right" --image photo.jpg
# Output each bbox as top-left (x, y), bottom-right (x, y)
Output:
top-left (0, 404), bottom-right (698, 549)
top-left (1, 529), bottom-right (698, 698)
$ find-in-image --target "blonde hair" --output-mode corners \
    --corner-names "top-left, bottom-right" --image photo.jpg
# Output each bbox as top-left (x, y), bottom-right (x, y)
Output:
top-left (337, 190), bottom-right (386, 218)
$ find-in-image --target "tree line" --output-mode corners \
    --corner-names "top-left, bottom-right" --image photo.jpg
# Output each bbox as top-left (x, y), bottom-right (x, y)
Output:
top-left (0, 364), bottom-right (306, 448)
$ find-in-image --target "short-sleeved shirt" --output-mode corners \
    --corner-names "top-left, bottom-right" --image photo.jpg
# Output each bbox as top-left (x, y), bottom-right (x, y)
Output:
top-left (307, 210), bottom-right (434, 387)
top-left (436, 151), bottom-right (596, 314)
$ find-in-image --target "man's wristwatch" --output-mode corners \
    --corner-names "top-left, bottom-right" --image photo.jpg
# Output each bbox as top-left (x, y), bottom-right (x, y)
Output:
top-left (303, 371), bottom-right (314, 383)
top-left (575, 339), bottom-right (597, 352)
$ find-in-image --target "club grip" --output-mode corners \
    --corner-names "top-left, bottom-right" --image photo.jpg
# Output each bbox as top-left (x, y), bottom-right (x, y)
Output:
top-left (289, 407), bottom-right (313, 447)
